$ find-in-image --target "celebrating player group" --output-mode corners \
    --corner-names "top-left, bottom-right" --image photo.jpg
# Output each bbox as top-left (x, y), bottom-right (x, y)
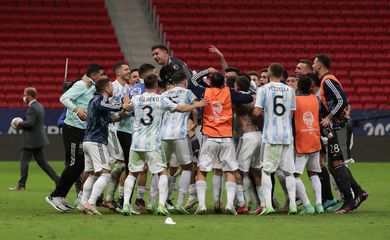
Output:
top-left (45, 45), bottom-right (368, 216)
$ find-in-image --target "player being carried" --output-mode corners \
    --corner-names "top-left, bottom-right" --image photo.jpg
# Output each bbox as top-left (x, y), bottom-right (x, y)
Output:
top-left (253, 63), bottom-right (297, 215)
top-left (122, 74), bottom-right (206, 216)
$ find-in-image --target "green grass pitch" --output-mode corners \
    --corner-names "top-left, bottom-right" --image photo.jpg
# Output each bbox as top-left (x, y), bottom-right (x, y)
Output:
top-left (0, 161), bottom-right (389, 240)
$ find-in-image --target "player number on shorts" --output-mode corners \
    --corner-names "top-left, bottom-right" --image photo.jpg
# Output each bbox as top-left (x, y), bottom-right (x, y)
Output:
top-left (330, 144), bottom-right (340, 154)
top-left (141, 105), bottom-right (153, 126)
top-left (273, 95), bottom-right (286, 116)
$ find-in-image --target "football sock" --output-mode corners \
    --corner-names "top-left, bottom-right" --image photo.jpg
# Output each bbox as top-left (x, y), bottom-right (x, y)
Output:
top-left (226, 181), bottom-right (237, 207)
top-left (295, 177), bottom-right (310, 206)
top-left (310, 175), bottom-right (322, 205)
top-left (346, 167), bottom-right (364, 196)
top-left (243, 174), bottom-right (254, 204)
top-left (137, 185), bottom-right (146, 200)
top-left (261, 170), bottom-right (273, 208)
top-left (88, 173), bottom-right (110, 205)
top-left (285, 175), bottom-right (296, 208)
top-left (212, 175), bottom-right (222, 204)
top-left (106, 163), bottom-right (124, 202)
top-left (235, 184), bottom-right (246, 207)
top-left (196, 180), bottom-right (207, 207)
top-left (168, 176), bottom-right (177, 201)
top-left (256, 186), bottom-right (266, 207)
top-left (188, 183), bottom-right (196, 196)
top-left (177, 170), bottom-right (191, 205)
top-left (118, 185), bottom-right (124, 199)
top-left (334, 165), bottom-right (354, 203)
top-left (123, 175), bottom-right (136, 205)
top-left (318, 166), bottom-right (334, 202)
top-left (158, 175), bottom-right (168, 206)
top-left (277, 172), bottom-right (289, 203)
top-left (149, 174), bottom-right (159, 205)
top-left (80, 175), bottom-right (98, 205)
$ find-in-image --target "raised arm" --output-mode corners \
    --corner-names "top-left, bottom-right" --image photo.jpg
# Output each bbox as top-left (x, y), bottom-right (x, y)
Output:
top-left (209, 45), bottom-right (228, 71)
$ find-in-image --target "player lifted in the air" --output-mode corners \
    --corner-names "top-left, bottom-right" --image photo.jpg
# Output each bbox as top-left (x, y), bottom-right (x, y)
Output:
top-left (254, 63), bottom-right (297, 215)
top-left (122, 74), bottom-right (206, 216)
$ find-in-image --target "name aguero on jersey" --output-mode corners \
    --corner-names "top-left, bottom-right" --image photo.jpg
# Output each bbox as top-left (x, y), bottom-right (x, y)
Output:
top-left (138, 96), bottom-right (161, 102)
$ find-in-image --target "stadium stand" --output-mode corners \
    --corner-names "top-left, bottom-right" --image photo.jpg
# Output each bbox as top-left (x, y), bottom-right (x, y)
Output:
top-left (152, 0), bottom-right (390, 110)
top-left (0, 0), bottom-right (125, 108)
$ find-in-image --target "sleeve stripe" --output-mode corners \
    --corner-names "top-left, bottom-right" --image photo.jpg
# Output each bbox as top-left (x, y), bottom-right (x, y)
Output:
top-left (324, 79), bottom-right (344, 115)
top-left (190, 69), bottom-right (208, 87)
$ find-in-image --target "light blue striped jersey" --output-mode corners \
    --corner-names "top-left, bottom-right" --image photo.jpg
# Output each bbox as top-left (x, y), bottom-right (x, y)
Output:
top-left (255, 82), bottom-right (296, 145)
top-left (110, 80), bottom-right (132, 133)
top-left (131, 92), bottom-right (177, 151)
top-left (160, 86), bottom-right (197, 140)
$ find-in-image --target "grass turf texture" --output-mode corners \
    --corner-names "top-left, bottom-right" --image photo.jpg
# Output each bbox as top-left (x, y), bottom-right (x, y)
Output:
top-left (0, 162), bottom-right (389, 240)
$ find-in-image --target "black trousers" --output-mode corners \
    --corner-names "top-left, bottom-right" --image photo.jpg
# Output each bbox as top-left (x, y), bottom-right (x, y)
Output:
top-left (18, 147), bottom-right (59, 188)
top-left (116, 131), bottom-right (132, 173)
top-left (50, 124), bottom-right (85, 198)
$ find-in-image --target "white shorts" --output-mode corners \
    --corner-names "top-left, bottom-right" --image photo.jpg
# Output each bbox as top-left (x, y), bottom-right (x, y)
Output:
top-left (198, 139), bottom-right (238, 172)
top-left (107, 128), bottom-right (124, 161)
top-left (262, 143), bottom-right (295, 174)
top-left (295, 152), bottom-right (321, 174)
top-left (128, 148), bottom-right (166, 174)
top-left (162, 138), bottom-right (192, 167)
top-left (237, 131), bottom-right (262, 172)
top-left (83, 141), bottom-right (111, 173)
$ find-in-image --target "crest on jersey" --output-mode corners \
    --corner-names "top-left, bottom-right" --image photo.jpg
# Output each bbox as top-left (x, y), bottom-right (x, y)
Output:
top-left (303, 111), bottom-right (314, 127)
top-left (130, 87), bottom-right (142, 96)
top-left (211, 101), bottom-right (223, 116)
top-left (173, 64), bottom-right (180, 70)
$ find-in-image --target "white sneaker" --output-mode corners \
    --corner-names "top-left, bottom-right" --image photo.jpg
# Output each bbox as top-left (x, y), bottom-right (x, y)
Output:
top-left (185, 195), bottom-right (198, 210)
top-left (130, 204), bottom-right (140, 215)
top-left (45, 196), bottom-right (68, 213)
top-left (195, 205), bottom-right (207, 215)
top-left (84, 203), bottom-right (102, 215)
top-left (60, 197), bottom-right (75, 210)
top-left (225, 204), bottom-right (237, 216)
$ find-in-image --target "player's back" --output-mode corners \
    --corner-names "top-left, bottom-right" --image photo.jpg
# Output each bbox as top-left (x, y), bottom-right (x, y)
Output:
top-left (161, 86), bottom-right (196, 140)
top-left (257, 82), bottom-right (296, 145)
top-left (131, 92), bottom-right (177, 151)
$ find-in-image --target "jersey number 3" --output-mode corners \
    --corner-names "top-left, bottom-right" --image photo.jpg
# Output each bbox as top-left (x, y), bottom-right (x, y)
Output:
top-left (141, 105), bottom-right (153, 126)
top-left (273, 95), bottom-right (286, 116)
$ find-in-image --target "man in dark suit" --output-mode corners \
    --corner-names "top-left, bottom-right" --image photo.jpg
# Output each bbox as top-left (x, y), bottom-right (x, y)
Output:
top-left (9, 87), bottom-right (60, 190)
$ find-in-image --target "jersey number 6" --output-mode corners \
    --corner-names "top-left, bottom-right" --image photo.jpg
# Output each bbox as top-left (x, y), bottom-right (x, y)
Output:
top-left (273, 95), bottom-right (286, 116)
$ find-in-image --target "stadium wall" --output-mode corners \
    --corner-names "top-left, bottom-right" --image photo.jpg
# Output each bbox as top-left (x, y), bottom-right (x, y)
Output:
top-left (0, 109), bottom-right (389, 162)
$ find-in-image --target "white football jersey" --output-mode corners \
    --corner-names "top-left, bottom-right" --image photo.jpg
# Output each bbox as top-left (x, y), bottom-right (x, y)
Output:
top-left (160, 86), bottom-right (197, 140)
top-left (110, 80), bottom-right (130, 131)
top-left (255, 82), bottom-right (296, 145)
top-left (131, 92), bottom-right (177, 151)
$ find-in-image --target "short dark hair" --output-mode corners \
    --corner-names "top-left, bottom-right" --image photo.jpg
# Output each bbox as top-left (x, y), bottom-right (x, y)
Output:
top-left (288, 74), bottom-right (297, 78)
top-left (144, 74), bottom-right (158, 89)
top-left (269, 63), bottom-right (285, 79)
top-left (95, 78), bottom-right (110, 93)
top-left (172, 70), bottom-right (187, 84)
top-left (112, 62), bottom-right (128, 74)
top-left (310, 73), bottom-right (321, 88)
top-left (236, 75), bottom-right (251, 92)
top-left (24, 87), bottom-right (37, 99)
top-left (138, 63), bottom-right (155, 78)
top-left (299, 59), bottom-right (313, 72)
top-left (151, 44), bottom-right (168, 52)
top-left (260, 68), bottom-right (268, 74)
top-left (316, 54), bottom-right (332, 69)
top-left (225, 67), bottom-right (240, 75)
top-left (247, 71), bottom-right (259, 78)
top-left (86, 64), bottom-right (104, 77)
top-left (210, 72), bottom-right (225, 88)
top-left (130, 68), bottom-right (139, 74)
top-left (226, 76), bottom-right (237, 88)
top-left (297, 75), bottom-right (312, 94)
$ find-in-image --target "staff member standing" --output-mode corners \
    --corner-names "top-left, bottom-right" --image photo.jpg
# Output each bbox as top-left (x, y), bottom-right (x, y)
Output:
top-left (9, 87), bottom-right (60, 191)
top-left (46, 64), bottom-right (106, 212)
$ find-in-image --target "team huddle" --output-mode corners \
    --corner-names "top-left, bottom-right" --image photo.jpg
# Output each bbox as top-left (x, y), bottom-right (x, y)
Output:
top-left (45, 45), bottom-right (368, 216)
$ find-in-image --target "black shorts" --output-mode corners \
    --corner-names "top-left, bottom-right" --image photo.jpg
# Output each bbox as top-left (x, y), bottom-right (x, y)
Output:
top-left (62, 124), bottom-right (85, 167)
top-left (327, 126), bottom-right (351, 162)
top-left (116, 131), bottom-right (132, 168)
